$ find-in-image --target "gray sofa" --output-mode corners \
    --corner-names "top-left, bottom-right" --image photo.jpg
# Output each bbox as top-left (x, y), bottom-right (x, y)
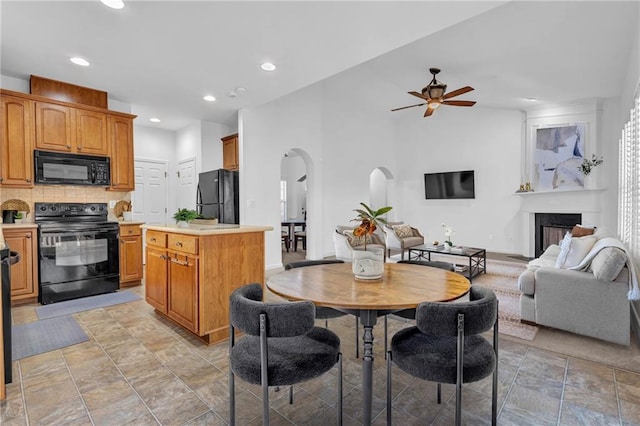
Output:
top-left (518, 238), bottom-right (632, 346)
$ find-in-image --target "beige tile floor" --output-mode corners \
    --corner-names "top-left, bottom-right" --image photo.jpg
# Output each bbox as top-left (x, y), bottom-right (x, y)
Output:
top-left (2, 273), bottom-right (640, 425)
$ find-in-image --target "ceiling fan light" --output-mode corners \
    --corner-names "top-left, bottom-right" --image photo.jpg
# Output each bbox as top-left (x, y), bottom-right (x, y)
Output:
top-left (427, 84), bottom-right (446, 99)
top-left (428, 102), bottom-right (441, 109)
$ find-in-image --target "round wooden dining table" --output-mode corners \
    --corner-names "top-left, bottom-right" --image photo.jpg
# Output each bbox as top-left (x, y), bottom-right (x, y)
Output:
top-left (266, 261), bottom-right (471, 425)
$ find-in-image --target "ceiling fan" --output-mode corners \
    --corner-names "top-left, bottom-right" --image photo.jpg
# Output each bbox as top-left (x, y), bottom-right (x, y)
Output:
top-left (392, 68), bottom-right (476, 117)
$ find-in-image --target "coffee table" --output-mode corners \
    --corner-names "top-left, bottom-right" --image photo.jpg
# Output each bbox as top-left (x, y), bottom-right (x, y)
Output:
top-left (408, 244), bottom-right (486, 282)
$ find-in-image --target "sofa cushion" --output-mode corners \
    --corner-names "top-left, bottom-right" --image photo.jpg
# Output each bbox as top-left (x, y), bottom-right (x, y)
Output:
top-left (589, 247), bottom-right (627, 281)
top-left (393, 224), bottom-right (414, 238)
top-left (555, 234), bottom-right (597, 269)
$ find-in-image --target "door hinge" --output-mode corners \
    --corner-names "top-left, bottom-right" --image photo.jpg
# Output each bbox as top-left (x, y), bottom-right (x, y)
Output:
top-left (165, 208), bottom-right (167, 213)
top-left (164, 171), bottom-right (168, 177)
top-left (177, 171), bottom-right (181, 178)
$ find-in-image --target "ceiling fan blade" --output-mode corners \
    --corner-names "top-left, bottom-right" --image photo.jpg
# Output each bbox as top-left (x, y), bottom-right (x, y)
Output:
top-left (441, 100), bottom-right (477, 107)
top-left (409, 91), bottom-right (430, 101)
top-left (443, 86), bottom-right (474, 100)
top-left (391, 102), bottom-right (426, 112)
top-left (424, 107), bottom-right (435, 117)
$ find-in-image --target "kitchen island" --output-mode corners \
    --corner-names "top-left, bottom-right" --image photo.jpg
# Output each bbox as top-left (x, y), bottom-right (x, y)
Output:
top-left (141, 223), bottom-right (272, 344)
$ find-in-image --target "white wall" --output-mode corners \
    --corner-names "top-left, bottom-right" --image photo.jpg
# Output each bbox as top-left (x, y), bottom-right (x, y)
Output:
top-left (201, 121), bottom-right (231, 172)
top-left (392, 106), bottom-right (524, 252)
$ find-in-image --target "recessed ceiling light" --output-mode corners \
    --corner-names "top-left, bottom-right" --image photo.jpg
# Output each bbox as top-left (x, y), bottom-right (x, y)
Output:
top-left (70, 57), bottom-right (90, 67)
top-left (149, 117), bottom-right (161, 123)
top-left (261, 62), bottom-right (276, 71)
top-left (524, 98), bottom-right (539, 102)
top-left (101, 0), bottom-right (124, 9)
top-left (203, 95), bottom-right (216, 102)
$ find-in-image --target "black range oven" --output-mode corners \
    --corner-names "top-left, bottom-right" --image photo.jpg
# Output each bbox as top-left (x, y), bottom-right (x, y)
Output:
top-left (35, 202), bottom-right (120, 304)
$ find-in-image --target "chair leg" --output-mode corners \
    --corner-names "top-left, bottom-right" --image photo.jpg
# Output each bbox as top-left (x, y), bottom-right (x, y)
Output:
top-left (384, 316), bottom-right (388, 360)
top-left (400, 249), bottom-right (405, 260)
top-left (289, 386), bottom-right (294, 404)
top-left (386, 350), bottom-right (392, 425)
top-left (303, 237), bottom-right (307, 250)
top-left (229, 370), bottom-right (236, 425)
top-left (260, 315), bottom-right (270, 426)
top-left (338, 352), bottom-right (343, 426)
top-left (455, 313), bottom-right (464, 426)
top-left (437, 383), bottom-right (441, 404)
top-left (492, 301), bottom-right (499, 426)
top-left (355, 317), bottom-right (359, 358)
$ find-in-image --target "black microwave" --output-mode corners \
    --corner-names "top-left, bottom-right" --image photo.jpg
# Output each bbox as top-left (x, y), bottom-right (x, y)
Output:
top-left (34, 150), bottom-right (111, 186)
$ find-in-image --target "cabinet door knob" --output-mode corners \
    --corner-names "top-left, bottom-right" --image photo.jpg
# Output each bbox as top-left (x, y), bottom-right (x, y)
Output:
top-left (0, 177), bottom-right (3, 182)
top-left (66, 144), bottom-right (71, 148)
top-left (175, 241), bottom-right (183, 247)
top-left (77, 146), bottom-right (82, 150)
top-left (150, 237), bottom-right (156, 242)
top-left (26, 234), bottom-right (31, 239)
top-left (128, 230), bottom-right (133, 234)
top-left (26, 178), bottom-right (31, 183)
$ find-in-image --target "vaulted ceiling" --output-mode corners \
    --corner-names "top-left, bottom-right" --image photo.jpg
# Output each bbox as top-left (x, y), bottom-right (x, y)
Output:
top-left (1, 1), bottom-right (638, 130)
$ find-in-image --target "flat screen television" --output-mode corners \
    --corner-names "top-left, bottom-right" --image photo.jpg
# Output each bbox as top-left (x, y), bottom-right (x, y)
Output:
top-left (424, 170), bottom-right (475, 199)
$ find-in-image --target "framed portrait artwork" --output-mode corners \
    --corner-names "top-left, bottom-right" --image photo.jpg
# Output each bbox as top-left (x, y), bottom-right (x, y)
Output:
top-left (531, 123), bottom-right (587, 191)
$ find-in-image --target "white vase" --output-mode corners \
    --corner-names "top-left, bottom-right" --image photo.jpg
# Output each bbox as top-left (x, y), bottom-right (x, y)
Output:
top-left (443, 243), bottom-right (451, 252)
top-left (177, 220), bottom-right (189, 228)
top-left (352, 247), bottom-right (385, 280)
top-left (583, 174), bottom-right (595, 189)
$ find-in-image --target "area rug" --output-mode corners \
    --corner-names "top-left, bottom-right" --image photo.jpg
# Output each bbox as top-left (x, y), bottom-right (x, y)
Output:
top-left (36, 291), bottom-right (141, 320)
top-left (12, 316), bottom-right (89, 360)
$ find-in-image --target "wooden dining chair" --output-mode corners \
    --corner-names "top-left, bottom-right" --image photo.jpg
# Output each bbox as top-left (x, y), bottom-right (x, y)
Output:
top-left (229, 283), bottom-right (343, 425)
top-left (383, 260), bottom-right (456, 358)
top-left (284, 260), bottom-right (362, 357)
top-left (386, 285), bottom-right (498, 425)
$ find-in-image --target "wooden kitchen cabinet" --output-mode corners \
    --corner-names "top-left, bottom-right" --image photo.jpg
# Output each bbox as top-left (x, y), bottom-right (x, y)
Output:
top-left (35, 101), bottom-right (109, 156)
top-left (0, 93), bottom-right (34, 187)
top-left (222, 133), bottom-right (239, 171)
top-left (108, 115), bottom-right (135, 191)
top-left (4, 227), bottom-right (38, 303)
top-left (75, 108), bottom-right (108, 155)
top-left (142, 225), bottom-right (269, 343)
top-left (34, 101), bottom-right (75, 152)
top-left (119, 223), bottom-right (143, 286)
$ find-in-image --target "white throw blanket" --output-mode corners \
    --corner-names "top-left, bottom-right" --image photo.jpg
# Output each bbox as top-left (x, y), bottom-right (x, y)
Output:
top-left (568, 237), bottom-right (640, 301)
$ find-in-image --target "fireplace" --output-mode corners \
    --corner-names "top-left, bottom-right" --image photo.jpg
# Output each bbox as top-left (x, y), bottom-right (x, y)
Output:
top-left (534, 213), bottom-right (582, 257)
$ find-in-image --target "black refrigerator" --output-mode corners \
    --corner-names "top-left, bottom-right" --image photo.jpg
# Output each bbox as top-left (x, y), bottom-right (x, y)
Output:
top-left (196, 169), bottom-right (239, 224)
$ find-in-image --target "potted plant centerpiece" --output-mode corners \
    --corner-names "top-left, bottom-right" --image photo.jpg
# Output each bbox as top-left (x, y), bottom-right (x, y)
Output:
top-left (351, 202), bottom-right (392, 280)
top-left (173, 208), bottom-right (198, 228)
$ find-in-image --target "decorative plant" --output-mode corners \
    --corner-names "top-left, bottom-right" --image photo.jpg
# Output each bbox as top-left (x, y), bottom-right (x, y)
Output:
top-left (578, 154), bottom-right (604, 176)
top-left (441, 223), bottom-right (455, 247)
top-left (172, 208), bottom-right (198, 223)
top-left (14, 212), bottom-right (23, 220)
top-left (351, 202), bottom-right (392, 250)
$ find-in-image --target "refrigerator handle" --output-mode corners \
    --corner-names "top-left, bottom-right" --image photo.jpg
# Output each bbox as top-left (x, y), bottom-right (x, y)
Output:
top-left (195, 184), bottom-right (202, 215)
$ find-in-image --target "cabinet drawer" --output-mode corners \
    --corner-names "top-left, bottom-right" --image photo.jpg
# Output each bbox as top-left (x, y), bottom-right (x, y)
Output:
top-left (146, 230), bottom-right (167, 248)
top-left (120, 224), bottom-right (141, 237)
top-left (168, 234), bottom-right (198, 254)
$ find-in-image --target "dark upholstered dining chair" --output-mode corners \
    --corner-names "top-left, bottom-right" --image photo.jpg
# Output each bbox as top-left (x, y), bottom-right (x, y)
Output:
top-left (386, 285), bottom-right (498, 426)
top-left (229, 283), bottom-right (343, 426)
top-left (284, 259), bottom-right (362, 357)
top-left (383, 260), bottom-right (456, 357)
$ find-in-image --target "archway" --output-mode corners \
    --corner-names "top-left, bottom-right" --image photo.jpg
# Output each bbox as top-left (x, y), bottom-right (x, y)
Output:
top-left (369, 166), bottom-right (397, 221)
top-left (280, 148), bottom-right (315, 261)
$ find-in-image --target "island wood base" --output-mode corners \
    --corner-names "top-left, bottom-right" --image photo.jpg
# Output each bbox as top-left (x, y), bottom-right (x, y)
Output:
top-left (142, 224), bottom-right (271, 345)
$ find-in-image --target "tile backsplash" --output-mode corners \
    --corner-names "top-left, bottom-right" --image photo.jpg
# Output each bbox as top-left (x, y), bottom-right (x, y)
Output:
top-left (1, 186), bottom-right (130, 222)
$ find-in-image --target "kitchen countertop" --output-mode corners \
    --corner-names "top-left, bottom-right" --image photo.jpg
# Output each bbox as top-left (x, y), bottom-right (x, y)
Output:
top-left (0, 223), bottom-right (38, 229)
top-left (141, 223), bottom-right (273, 236)
top-left (118, 221), bottom-right (145, 226)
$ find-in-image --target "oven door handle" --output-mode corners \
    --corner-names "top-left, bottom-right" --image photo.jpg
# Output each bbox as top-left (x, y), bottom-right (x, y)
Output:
top-left (40, 229), bottom-right (119, 237)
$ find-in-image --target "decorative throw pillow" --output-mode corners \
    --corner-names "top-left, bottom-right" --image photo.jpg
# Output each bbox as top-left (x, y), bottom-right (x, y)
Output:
top-left (393, 224), bottom-right (414, 239)
top-left (590, 247), bottom-right (626, 281)
top-left (555, 234), bottom-right (597, 269)
top-left (571, 224), bottom-right (596, 238)
top-left (558, 232), bottom-right (572, 251)
top-left (343, 230), bottom-right (372, 247)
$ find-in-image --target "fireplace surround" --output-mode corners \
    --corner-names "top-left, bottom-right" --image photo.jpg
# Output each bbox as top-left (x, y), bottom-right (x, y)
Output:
top-left (534, 213), bottom-right (582, 257)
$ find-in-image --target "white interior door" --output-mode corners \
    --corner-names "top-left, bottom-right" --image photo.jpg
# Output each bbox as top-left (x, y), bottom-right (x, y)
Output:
top-left (132, 159), bottom-right (168, 225)
top-left (177, 158), bottom-right (197, 210)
